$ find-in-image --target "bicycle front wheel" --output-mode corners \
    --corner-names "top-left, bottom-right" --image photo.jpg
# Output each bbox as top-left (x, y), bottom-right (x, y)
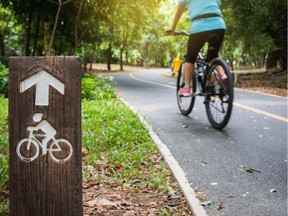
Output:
top-left (205, 58), bottom-right (234, 130)
top-left (176, 63), bottom-right (196, 116)
top-left (49, 139), bottom-right (73, 163)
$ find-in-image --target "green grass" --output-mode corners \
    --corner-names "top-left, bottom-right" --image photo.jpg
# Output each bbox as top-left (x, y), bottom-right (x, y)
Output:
top-left (82, 99), bottom-right (170, 191)
top-left (0, 96), bottom-right (8, 215)
top-left (0, 75), bottom-right (174, 215)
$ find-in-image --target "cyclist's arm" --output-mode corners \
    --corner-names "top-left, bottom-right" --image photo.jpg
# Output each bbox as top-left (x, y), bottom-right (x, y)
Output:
top-left (169, 4), bottom-right (186, 32)
top-left (27, 124), bottom-right (40, 131)
top-left (27, 126), bottom-right (35, 131)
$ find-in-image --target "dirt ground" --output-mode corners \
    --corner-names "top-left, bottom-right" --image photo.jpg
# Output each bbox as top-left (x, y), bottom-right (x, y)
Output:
top-left (83, 66), bottom-right (287, 216)
top-left (83, 174), bottom-right (192, 216)
top-left (234, 70), bottom-right (287, 97)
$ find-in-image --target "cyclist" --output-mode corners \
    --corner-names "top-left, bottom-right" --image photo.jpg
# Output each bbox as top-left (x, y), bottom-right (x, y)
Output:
top-left (28, 113), bottom-right (56, 150)
top-left (166, 0), bottom-right (227, 96)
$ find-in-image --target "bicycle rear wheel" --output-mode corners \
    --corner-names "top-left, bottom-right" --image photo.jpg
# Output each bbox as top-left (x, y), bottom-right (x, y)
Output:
top-left (16, 139), bottom-right (39, 162)
top-left (176, 63), bottom-right (196, 116)
top-left (205, 58), bottom-right (233, 130)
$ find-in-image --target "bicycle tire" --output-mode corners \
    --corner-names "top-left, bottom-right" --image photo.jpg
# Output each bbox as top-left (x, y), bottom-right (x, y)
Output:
top-left (205, 58), bottom-right (234, 130)
top-left (16, 138), bottom-right (39, 162)
top-left (176, 63), bottom-right (196, 116)
top-left (49, 139), bottom-right (73, 163)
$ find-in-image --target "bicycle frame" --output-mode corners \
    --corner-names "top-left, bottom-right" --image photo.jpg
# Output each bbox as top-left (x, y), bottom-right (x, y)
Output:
top-left (27, 130), bottom-right (60, 155)
top-left (26, 130), bottom-right (43, 151)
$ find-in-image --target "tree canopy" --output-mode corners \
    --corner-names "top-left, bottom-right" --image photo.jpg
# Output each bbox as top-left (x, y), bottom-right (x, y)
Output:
top-left (0, 0), bottom-right (286, 71)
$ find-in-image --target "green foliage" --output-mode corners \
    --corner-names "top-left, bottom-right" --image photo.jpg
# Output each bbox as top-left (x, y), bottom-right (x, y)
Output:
top-left (82, 74), bottom-right (117, 100)
top-left (1, 0), bottom-right (286, 70)
top-left (223, 0), bottom-right (287, 69)
top-left (0, 96), bottom-right (8, 154)
top-left (0, 64), bottom-right (8, 97)
top-left (0, 96), bottom-right (8, 216)
top-left (0, 194), bottom-right (8, 216)
top-left (0, 154), bottom-right (8, 192)
top-left (82, 99), bottom-right (170, 191)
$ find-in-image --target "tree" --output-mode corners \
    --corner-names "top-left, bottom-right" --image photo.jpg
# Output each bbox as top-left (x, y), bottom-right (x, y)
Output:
top-left (0, 7), bottom-right (12, 57)
top-left (98, 0), bottom-right (161, 70)
top-left (46, 0), bottom-right (73, 55)
top-left (225, 0), bottom-right (287, 70)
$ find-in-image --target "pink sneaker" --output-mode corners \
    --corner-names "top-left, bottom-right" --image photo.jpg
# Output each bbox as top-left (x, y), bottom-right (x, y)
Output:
top-left (220, 74), bottom-right (228, 90)
top-left (178, 88), bottom-right (192, 96)
top-left (219, 73), bottom-right (227, 80)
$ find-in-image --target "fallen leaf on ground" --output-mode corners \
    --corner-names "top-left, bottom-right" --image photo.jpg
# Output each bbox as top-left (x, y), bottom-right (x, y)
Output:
top-left (210, 182), bottom-right (218, 186)
top-left (82, 147), bottom-right (88, 156)
top-left (196, 191), bottom-right (204, 195)
top-left (217, 202), bottom-right (224, 210)
top-left (201, 160), bottom-right (208, 165)
top-left (242, 192), bottom-right (249, 197)
top-left (200, 200), bottom-right (212, 206)
top-left (238, 165), bottom-right (261, 173)
top-left (196, 195), bottom-right (207, 201)
top-left (222, 194), bottom-right (235, 198)
top-left (131, 179), bottom-right (142, 185)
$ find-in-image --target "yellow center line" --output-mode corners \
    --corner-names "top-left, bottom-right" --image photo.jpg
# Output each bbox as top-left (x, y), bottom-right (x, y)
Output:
top-left (233, 102), bottom-right (288, 123)
top-left (129, 73), bottom-right (288, 123)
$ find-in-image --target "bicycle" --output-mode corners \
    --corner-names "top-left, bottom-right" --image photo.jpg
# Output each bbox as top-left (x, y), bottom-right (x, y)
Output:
top-left (16, 128), bottom-right (73, 163)
top-left (167, 30), bottom-right (234, 130)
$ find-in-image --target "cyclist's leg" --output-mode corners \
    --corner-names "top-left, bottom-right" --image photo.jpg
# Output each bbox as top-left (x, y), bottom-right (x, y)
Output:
top-left (183, 62), bottom-right (194, 89)
top-left (42, 133), bottom-right (55, 154)
top-left (42, 136), bottom-right (49, 154)
top-left (183, 33), bottom-right (206, 90)
top-left (206, 29), bottom-right (225, 62)
top-left (205, 29), bottom-right (226, 80)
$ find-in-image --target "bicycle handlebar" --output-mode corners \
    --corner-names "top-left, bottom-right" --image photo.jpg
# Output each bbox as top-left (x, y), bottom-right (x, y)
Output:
top-left (165, 30), bottom-right (190, 36)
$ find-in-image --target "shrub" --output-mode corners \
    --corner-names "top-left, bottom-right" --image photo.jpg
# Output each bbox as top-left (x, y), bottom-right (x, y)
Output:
top-left (0, 64), bottom-right (8, 97)
top-left (82, 74), bottom-right (117, 100)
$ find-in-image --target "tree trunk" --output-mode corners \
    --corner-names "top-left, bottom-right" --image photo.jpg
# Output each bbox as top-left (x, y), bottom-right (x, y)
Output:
top-left (125, 46), bottom-right (129, 64)
top-left (24, 10), bottom-right (33, 56)
top-left (44, 22), bottom-right (50, 55)
top-left (0, 34), bottom-right (5, 57)
top-left (47, 1), bottom-right (62, 56)
top-left (0, 11), bottom-right (12, 57)
top-left (119, 45), bottom-right (125, 71)
top-left (107, 42), bottom-right (112, 71)
top-left (74, 0), bottom-right (84, 53)
top-left (32, 0), bottom-right (43, 56)
top-left (47, 0), bottom-right (73, 56)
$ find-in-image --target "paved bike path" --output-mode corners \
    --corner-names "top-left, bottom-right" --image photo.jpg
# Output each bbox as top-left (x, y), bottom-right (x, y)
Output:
top-left (111, 69), bottom-right (287, 216)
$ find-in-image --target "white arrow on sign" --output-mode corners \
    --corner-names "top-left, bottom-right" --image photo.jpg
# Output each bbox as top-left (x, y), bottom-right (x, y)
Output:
top-left (20, 70), bottom-right (65, 106)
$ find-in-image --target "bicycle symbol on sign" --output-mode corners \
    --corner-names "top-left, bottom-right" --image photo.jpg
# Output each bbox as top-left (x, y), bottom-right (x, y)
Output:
top-left (16, 113), bottom-right (73, 163)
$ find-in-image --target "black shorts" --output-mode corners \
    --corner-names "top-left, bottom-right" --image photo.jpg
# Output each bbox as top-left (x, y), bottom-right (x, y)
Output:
top-left (185, 29), bottom-right (225, 64)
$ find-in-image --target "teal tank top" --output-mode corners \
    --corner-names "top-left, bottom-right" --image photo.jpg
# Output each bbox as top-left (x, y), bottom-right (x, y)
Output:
top-left (178, 0), bottom-right (226, 34)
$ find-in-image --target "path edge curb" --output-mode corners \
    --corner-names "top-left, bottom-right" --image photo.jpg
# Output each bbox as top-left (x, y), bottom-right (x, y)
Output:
top-left (120, 98), bottom-right (208, 216)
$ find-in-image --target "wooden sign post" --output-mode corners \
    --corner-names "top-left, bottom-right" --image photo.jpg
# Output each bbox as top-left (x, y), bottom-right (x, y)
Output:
top-left (8, 56), bottom-right (83, 216)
